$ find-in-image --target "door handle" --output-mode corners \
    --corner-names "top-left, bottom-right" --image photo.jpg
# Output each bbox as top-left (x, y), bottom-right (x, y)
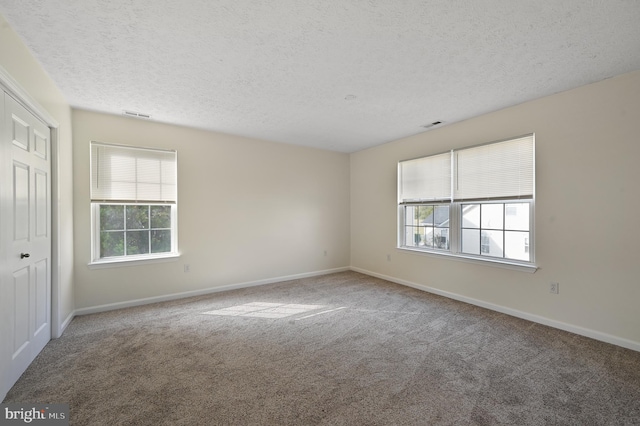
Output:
top-left (20, 253), bottom-right (30, 259)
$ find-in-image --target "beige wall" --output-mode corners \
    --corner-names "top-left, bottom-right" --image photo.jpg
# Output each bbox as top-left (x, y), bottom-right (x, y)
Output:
top-left (72, 110), bottom-right (350, 309)
top-left (351, 70), bottom-right (640, 347)
top-left (0, 15), bottom-right (75, 334)
top-left (3, 11), bottom-right (638, 349)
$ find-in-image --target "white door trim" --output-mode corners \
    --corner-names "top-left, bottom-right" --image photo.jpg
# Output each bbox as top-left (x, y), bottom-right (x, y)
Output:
top-left (0, 65), bottom-right (64, 339)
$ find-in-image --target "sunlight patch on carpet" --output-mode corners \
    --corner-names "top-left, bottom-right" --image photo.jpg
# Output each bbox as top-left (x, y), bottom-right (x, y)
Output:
top-left (295, 306), bottom-right (347, 320)
top-left (202, 302), bottom-right (326, 318)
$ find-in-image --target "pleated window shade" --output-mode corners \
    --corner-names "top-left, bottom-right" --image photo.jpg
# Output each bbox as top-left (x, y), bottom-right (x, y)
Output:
top-left (91, 142), bottom-right (177, 203)
top-left (398, 152), bottom-right (452, 203)
top-left (399, 134), bottom-right (534, 204)
top-left (454, 135), bottom-right (534, 201)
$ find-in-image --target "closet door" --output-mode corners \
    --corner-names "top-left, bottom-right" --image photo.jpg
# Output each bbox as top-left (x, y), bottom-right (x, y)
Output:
top-left (0, 92), bottom-right (51, 398)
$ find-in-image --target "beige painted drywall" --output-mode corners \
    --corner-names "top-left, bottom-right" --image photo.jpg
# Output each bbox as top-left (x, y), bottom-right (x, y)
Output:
top-left (0, 15), bottom-right (75, 334)
top-left (351, 70), bottom-right (640, 346)
top-left (3, 10), bottom-right (638, 349)
top-left (72, 109), bottom-right (350, 309)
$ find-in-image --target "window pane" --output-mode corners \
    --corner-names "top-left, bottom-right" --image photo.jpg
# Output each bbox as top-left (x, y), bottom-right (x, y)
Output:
top-left (505, 203), bottom-right (529, 231)
top-left (462, 204), bottom-right (479, 228)
top-left (423, 227), bottom-right (433, 247)
top-left (151, 205), bottom-right (171, 229)
top-left (415, 227), bottom-right (427, 246)
top-left (481, 230), bottom-right (504, 257)
top-left (100, 205), bottom-right (124, 231)
top-left (462, 229), bottom-right (480, 255)
top-left (126, 205), bottom-right (149, 230)
top-left (481, 204), bottom-right (504, 229)
top-left (100, 231), bottom-right (124, 257)
top-left (127, 230), bottom-right (150, 255)
top-left (405, 206), bottom-right (417, 227)
top-left (405, 226), bottom-right (418, 247)
top-left (434, 205), bottom-right (449, 227)
top-left (418, 205), bottom-right (434, 225)
top-left (434, 228), bottom-right (449, 249)
top-left (151, 230), bottom-right (172, 253)
top-left (505, 231), bottom-right (530, 261)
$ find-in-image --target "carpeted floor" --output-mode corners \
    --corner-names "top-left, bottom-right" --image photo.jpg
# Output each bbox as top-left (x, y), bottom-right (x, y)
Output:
top-left (4, 271), bottom-right (640, 425)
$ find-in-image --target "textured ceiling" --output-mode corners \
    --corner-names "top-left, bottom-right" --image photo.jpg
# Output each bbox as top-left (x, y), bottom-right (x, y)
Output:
top-left (1, 1), bottom-right (640, 152)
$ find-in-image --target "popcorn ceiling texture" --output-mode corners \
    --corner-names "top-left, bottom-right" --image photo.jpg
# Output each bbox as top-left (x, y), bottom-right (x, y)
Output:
top-left (1, 1), bottom-right (640, 152)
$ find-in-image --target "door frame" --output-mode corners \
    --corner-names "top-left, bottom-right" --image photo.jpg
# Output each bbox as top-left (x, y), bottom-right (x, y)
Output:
top-left (0, 65), bottom-right (63, 339)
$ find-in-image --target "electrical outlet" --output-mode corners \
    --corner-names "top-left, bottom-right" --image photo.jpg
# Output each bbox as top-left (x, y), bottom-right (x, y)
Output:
top-left (387, 254), bottom-right (391, 261)
top-left (324, 250), bottom-right (327, 257)
top-left (184, 264), bottom-right (190, 273)
top-left (550, 282), bottom-right (559, 294)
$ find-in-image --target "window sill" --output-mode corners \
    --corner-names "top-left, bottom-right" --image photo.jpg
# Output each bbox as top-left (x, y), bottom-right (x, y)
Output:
top-left (397, 246), bottom-right (538, 273)
top-left (88, 253), bottom-right (181, 269)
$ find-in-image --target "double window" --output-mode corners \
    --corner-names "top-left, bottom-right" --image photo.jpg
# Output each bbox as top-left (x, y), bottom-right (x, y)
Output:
top-left (90, 142), bottom-right (178, 262)
top-left (398, 134), bottom-right (534, 266)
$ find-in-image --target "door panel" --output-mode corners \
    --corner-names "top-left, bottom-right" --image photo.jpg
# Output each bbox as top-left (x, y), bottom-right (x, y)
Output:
top-left (10, 114), bottom-right (29, 151)
top-left (0, 92), bottom-right (51, 399)
top-left (34, 129), bottom-right (47, 159)
top-left (35, 170), bottom-right (48, 237)
top-left (13, 162), bottom-right (29, 242)
top-left (12, 267), bottom-right (30, 359)
top-left (35, 259), bottom-right (48, 334)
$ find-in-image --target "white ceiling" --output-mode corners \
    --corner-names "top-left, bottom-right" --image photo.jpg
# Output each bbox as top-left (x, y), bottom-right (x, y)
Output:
top-left (1, 1), bottom-right (640, 153)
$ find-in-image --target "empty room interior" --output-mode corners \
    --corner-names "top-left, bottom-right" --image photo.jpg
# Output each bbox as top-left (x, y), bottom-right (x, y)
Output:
top-left (1, 1), bottom-right (639, 424)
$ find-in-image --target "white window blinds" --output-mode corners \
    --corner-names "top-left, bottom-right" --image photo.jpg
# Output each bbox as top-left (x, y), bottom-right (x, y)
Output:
top-left (91, 142), bottom-right (177, 203)
top-left (398, 134), bottom-right (534, 203)
top-left (398, 152), bottom-right (452, 203)
top-left (454, 135), bottom-right (534, 201)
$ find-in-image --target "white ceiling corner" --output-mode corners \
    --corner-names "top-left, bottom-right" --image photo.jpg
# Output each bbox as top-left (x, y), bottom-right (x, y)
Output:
top-left (1, 0), bottom-right (639, 152)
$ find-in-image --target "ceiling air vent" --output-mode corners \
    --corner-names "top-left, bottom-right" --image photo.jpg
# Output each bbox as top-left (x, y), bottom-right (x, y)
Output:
top-left (421, 121), bottom-right (443, 129)
top-left (123, 110), bottom-right (152, 119)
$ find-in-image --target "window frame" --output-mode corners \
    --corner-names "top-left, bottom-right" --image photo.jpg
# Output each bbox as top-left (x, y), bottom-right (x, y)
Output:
top-left (397, 135), bottom-right (537, 273)
top-left (89, 141), bottom-right (179, 266)
top-left (91, 202), bottom-right (179, 264)
top-left (398, 201), bottom-right (535, 271)
top-left (401, 202), bottom-right (451, 252)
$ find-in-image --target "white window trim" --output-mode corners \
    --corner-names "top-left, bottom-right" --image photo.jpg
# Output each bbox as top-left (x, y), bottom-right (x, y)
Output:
top-left (88, 252), bottom-right (181, 269)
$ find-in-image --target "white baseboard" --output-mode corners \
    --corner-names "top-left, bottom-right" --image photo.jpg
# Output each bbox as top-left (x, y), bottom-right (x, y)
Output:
top-left (75, 267), bottom-right (350, 316)
top-left (350, 266), bottom-right (640, 353)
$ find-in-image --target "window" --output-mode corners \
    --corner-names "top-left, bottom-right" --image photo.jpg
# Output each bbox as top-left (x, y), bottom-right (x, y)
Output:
top-left (461, 202), bottom-right (530, 261)
top-left (398, 134), bottom-right (534, 266)
top-left (403, 205), bottom-right (450, 250)
top-left (90, 142), bottom-right (178, 262)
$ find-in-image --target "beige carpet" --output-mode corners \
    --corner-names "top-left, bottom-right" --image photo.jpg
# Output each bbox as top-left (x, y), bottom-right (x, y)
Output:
top-left (4, 271), bottom-right (640, 425)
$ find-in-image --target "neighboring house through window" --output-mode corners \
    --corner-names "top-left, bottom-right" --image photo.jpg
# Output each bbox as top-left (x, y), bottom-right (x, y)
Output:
top-left (398, 134), bottom-right (534, 266)
top-left (90, 142), bottom-right (178, 263)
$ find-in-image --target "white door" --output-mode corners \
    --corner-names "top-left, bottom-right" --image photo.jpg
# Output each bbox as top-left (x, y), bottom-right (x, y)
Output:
top-left (0, 91), bottom-right (51, 399)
